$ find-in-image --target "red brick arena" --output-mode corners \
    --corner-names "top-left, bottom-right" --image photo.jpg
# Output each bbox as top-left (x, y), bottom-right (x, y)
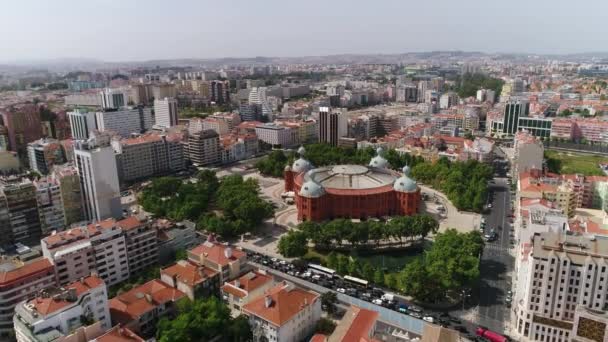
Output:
top-left (284, 147), bottom-right (421, 221)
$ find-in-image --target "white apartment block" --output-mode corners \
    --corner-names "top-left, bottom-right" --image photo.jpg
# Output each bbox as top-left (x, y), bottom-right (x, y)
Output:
top-left (154, 97), bottom-right (179, 128)
top-left (34, 178), bottom-right (66, 235)
top-left (41, 219), bottom-right (129, 287)
top-left (513, 232), bottom-right (608, 342)
top-left (243, 282), bottom-right (321, 342)
top-left (112, 132), bottom-right (186, 184)
top-left (74, 134), bottom-right (122, 222)
top-left (95, 107), bottom-right (154, 138)
top-left (13, 276), bottom-right (111, 342)
top-left (68, 109), bottom-right (97, 140)
top-left (255, 123), bottom-right (298, 148)
top-left (100, 88), bottom-right (129, 110)
top-left (0, 258), bottom-right (56, 339)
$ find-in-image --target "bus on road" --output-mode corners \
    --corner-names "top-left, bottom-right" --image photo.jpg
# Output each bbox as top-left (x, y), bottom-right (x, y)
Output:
top-left (308, 264), bottom-right (337, 278)
top-left (344, 275), bottom-right (369, 288)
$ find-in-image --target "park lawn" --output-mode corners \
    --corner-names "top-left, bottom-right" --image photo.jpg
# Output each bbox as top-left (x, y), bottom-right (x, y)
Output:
top-left (545, 150), bottom-right (608, 176)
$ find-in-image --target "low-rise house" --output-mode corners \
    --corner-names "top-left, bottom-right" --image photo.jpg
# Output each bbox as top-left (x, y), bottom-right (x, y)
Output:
top-left (221, 269), bottom-right (274, 314)
top-left (160, 260), bottom-right (220, 300)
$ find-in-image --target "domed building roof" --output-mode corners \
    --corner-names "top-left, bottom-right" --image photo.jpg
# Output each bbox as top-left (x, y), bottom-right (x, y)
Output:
top-left (299, 179), bottom-right (326, 198)
top-left (368, 147), bottom-right (388, 169)
top-left (292, 158), bottom-right (312, 173)
top-left (393, 165), bottom-right (418, 192)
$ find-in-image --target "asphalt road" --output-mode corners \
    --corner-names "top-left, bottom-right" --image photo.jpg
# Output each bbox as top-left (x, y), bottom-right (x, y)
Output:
top-left (475, 173), bottom-right (515, 332)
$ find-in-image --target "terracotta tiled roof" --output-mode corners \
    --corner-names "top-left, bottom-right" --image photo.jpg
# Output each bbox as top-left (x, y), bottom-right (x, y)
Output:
top-left (310, 334), bottom-right (328, 342)
top-left (243, 282), bottom-right (319, 326)
top-left (43, 218), bottom-right (117, 248)
top-left (222, 270), bottom-right (273, 298)
top-left (189, 241), bottom-right (245, 267)
top-left (95, 325), bottom-right (145, 342)
top-left (161, 260), bottom-right (218, 287)
top-left (116, 216), bottom-right (143, 231)
top-left (0, 258), bottom-right (54, 285)
top-left (29, 276), bottom-right (104, 316)
top-left (341, 306), bottom-right (379, 342)
top-left (109, 279), bottom-right (185, 324)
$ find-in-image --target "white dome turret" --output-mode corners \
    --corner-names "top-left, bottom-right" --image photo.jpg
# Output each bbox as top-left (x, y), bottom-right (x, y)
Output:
top-left (299, 180), bottom-right (326, 198)
top-left (369, 146), bottom-right (388, 169)
top-left (394, 165), bottom-right (417, 192)
top-left (292, 146), bottom-right (312, 173)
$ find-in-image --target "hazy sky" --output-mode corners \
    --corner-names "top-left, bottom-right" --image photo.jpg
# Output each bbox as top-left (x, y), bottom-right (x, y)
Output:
top-left (1, 0), bottom-right (607, 62)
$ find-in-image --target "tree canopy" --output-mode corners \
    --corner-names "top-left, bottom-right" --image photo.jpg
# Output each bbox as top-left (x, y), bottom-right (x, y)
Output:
top-left (140, 171), bottom-right (274, 238)
top-left (411, 158), bottom-right (493, 212)
top-left (157, 297), bottom-right (252, 342)
top-left (400, 229), bottom-right (483, 302)
top-left (451, 72), bottom-right (504, 98)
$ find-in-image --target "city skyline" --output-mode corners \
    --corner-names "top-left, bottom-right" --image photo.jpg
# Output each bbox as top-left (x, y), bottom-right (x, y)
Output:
top-left (2, 0), bottom-right (608, 63)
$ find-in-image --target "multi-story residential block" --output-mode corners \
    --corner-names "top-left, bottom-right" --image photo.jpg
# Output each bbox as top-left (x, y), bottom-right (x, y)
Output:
top-left (318, 107), bottom-right (347, 146)
top-left (188, 129), bottom-right (220, 166)
top-left (476, 89), bottom-right (496, 103)
top-left (50, 165), bottom-right (83, 226)
top-left (439, 92), bottom-right (459, 109)
top-left (513, 131), bottom-right (545, 178)
top-left (0, 258), bottom-right (56, 339)
top-left (13, 276), bottom-right (111, 342)
top-left (311, 305), bottom-right (379, 342)
top-left (154, 97), bottom-right (179, 128)
top-left (255, 123), bottom-right (298, 148)
top-left (151, 84), bottom-right (177, 101)
top-left (34, 178), bottom-right (66, 235)
top-left (221, 269), bottom-right (274, 314)
top-left (41, 219), bottom-right (129, 286)
top-left (0, 104), bottom-right (43, 161)
top-left (160, 260), bottom-right (220, 300)
top-left (95, 107), bottom-right (154, 138)
top-left (74, 133), bottom-right (122, 222)
top-left (68, 109), bottom-right (98, 140)
top-left (155, 220), bottom-right (199, 264)
top-left (202, 117), bottom-right (230, 135)
top-left (113, 132), bottom-right (186, 184)
top-left (27, 138), bottom-right (66, 175)
top-left (64, 93), bottom-right (103, 108)
top-left (513, 232), bottom-right (608, 342)
top-left (210, 112), bottom-right (241, 131)
top-left (243, 281), bottom-right (321, 342)
top-left (92, 325), bottom-right (145, 342)
top-left (100, 88), bottom-right (128, 110)
top-left (109, 279), bottom-right (185, 337)
top-left (219, 134), bottom-right (259, 164)
top-left (118, 216), bottom-right (158, 275)
top-left (187, 241), bottom-right (247, 283)
top-left (0, 179), bottom-right (43, 246)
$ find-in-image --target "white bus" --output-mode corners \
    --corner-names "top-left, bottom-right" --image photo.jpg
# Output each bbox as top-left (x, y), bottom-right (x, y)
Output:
top-left (308, 264), bottom-right (337, 278)
top-left (344, 275), bottom-right (369, 288)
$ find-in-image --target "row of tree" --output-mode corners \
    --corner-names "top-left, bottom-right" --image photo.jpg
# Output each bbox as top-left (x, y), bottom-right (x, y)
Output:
top-left (256, 144), bottom-right (426, 178)
top-left (320, 229), bottom-right (484, 303)
top-left (157, 297), bottom-right (252, 342)
top-left (400, 229), bottom-right (484, 303)
top-left (277, 215), bottom-right (439, 257)
top-left (139, 171), bottom-right (274, 238)
top-left (411, 158), bottom-right (493, 212)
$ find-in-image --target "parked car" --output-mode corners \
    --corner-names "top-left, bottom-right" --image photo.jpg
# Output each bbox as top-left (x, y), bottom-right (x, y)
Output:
top-left (423, 316), bottom-right (434, 323)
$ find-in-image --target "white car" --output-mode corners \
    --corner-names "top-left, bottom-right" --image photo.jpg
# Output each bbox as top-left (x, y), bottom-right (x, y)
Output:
top-left (423, 316), bottom-right (434, 323)
top-left (372, 299), bottom-right (383, 305)
top-left (336, 288), bottom-right (346, 294)
top-left (487, 203), bottom-right (493, 208)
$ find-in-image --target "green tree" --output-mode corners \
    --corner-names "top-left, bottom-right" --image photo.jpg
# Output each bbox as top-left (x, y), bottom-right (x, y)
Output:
top-left (384, 273), bottom-right (398, 290)
top-left (277, 230), bottom-right (308, 258)
top-left (373, 268), bottom-right (385, 286)
top-left (320, 292), bottom-right (338, 314)
top-left (315, 317), bottom-right (337, 335)
top-left (326, 252), bottom-right (339, 270)
top-left (347, 258), bottom-right (361, 277)
top-left (362, 262), bottom-right (375, 281)
top-left (336, 254), bottom-right (349, 275)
